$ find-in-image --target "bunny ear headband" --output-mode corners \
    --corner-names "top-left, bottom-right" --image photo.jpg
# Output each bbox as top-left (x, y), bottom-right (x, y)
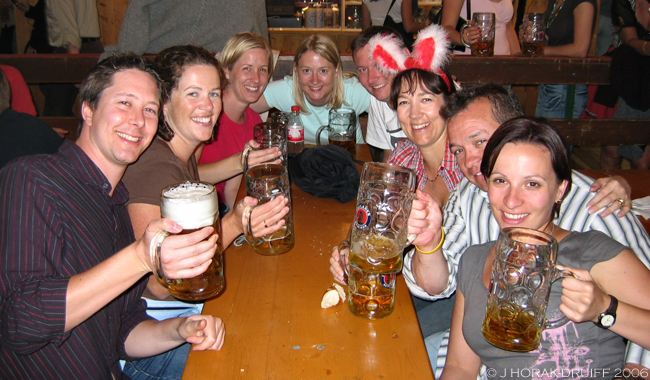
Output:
top-left (368, 24), bottom-right (452, 91)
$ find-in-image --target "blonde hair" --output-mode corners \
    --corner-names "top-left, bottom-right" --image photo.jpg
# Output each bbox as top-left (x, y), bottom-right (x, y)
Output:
top-left (219, 32), bottom-right (274, 84)
top-left (292, 34), bottom-right (347, 114)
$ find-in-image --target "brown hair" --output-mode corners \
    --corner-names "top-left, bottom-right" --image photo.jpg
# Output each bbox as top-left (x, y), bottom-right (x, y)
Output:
top-left (481, 116), bottom-right (572, 221)
top-left (155, 45), bottom-right (225, 141)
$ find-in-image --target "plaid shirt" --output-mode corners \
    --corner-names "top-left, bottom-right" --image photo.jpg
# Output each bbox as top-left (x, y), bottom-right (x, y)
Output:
top-left (388, 139), bottom-right (464, 192)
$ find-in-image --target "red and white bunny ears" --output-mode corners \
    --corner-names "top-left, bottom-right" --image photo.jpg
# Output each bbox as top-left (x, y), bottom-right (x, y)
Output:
top-left (368, 24), bottom-right (452, 90)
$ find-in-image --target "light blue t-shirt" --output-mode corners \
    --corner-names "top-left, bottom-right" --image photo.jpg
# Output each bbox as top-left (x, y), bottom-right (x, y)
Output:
top-left (263, 75), bottom-right (371, 144)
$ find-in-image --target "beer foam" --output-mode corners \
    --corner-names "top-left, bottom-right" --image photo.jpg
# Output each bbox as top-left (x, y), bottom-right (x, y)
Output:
top-left (161, 182), bottom-right (219, 229)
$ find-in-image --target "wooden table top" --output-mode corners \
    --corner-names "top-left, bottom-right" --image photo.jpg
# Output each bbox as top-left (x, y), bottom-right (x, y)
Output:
top-left (182, 145), bottom-right (435, 380)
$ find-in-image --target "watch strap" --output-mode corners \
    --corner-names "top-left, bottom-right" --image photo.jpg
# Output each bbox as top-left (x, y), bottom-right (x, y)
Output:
top-left (595, 295), bottom-right (618, 329)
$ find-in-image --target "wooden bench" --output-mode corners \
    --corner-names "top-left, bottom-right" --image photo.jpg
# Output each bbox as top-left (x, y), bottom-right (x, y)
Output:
top-left (1, 54), bottom-right (648, 145)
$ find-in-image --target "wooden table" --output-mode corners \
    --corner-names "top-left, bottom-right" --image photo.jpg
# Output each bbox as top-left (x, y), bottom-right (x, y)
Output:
top-left (579, 169), bottom-right (650, 233)
top-left (182, 145), bottom-right (435, 380)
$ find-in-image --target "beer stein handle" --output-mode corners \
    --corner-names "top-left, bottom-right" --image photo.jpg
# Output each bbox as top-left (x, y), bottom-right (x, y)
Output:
top-left (242, 145), bottom-right (253, 173)
top-left (406, 191), bottom-right (421, 245)
top-left (149, 229), bottom-right (171, 287)
top-left (316, 125), bottom-right (329, 146)
top-left (242, 204), bottom-right (263, 246)
top-left (545, 267), bottom-right (578, 329)
top-left (338, 240), bottom-right (350, 285)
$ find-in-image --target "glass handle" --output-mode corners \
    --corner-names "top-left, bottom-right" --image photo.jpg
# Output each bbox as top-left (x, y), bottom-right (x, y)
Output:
top-left (545, 268), bottom-right (578, 329)
top-left (316, 125), bottom-right (329, 146)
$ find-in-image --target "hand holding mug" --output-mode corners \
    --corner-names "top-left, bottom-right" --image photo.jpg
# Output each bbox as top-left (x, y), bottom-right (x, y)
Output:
top-left (408, 190), bottom-right (444, 251)
top-left (557, 266), bottom-right (611, 323)
top-left (329, 242), bottom-right (350, 286)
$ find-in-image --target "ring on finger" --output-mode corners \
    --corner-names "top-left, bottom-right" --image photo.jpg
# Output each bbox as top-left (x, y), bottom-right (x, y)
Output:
top-left (616, 198), bottom-right (626, 207)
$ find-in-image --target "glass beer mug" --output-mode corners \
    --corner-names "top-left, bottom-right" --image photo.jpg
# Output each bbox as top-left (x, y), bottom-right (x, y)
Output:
top-left (520, 13), bottom-right (546, 57)
top-left (153, 181), bottom-right (224, 301)
top-left (252, 121), bottom-right (288, 166)
top-left (482, 227), bottom-right (576, 352)
top-left (471, 12), bottom-right (496, 57)
top-left (316, 108), bottom-right (357, 156)
top-left (348, 163), bottom-right (417, 274)
top-left (244, 164), bottom-right (295, 255)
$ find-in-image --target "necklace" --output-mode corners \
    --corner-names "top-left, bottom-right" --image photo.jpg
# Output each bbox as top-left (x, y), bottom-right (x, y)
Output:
top-left (428, 171), bottom-right (441, 193)
top-left (546, 0), bottom-right (566, 29)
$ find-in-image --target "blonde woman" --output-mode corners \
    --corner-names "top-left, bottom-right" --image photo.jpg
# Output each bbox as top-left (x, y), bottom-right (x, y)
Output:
top-left (199, 32), bottom-right (281, 209)
top-left (251, 34), bottom-right (371, 144)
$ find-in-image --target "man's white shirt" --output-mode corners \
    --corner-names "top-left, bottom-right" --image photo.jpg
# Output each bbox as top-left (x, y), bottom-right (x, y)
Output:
top-left (365, 97), bottom-right (407, 150)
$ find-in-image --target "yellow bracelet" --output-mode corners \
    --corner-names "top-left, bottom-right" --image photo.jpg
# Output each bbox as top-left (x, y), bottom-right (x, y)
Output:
top-left (416, 228), bottom-right (446, 255)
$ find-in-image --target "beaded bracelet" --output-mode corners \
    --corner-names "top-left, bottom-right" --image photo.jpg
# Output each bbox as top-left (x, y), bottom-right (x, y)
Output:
top-left (416, 228), bottom-right (446, 255)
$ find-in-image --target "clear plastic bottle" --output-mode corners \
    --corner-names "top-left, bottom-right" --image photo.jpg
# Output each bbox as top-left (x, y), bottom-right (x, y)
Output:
top-left (287, 105), bottom-right (305, 156)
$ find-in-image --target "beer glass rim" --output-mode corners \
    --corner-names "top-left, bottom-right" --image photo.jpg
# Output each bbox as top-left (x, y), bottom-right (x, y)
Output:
top-left (161, 180), bottom-right (216, 200)
top-left (500, 227), bottom-right (557, 246)
top-left (245, 163), bottom-right (287, 178)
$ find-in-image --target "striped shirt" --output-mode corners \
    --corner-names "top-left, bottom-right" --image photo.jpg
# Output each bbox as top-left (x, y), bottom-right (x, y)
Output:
top-left (404, 171), bottom-right (650, 368)
top-left (0, 141), bottom-right (150, 380)
top-left (388, 139), bottom-right (464, 192)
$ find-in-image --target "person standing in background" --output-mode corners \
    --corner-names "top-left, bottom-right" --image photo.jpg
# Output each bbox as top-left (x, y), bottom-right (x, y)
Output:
top-left (41, 0), bottom-right (103, 117)
top-left (535, 0), bottom-right (596, 119)
top-left (102, 0), bottom-right (268, 57)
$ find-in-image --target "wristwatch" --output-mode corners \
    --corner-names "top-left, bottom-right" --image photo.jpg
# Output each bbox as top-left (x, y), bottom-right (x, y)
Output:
top-left (595, 295), bottom-right (618, 329)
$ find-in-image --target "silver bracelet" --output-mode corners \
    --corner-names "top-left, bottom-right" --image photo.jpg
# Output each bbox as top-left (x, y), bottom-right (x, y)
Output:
top-left (459, 24), bottom-right (471, 48)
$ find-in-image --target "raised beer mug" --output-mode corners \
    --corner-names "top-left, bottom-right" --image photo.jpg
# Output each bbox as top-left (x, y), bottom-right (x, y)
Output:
top-left (471, 12), bottom-right (495, 57)
top-left (316, 108), bottom-right (357, 156)
top-left (482, 227), bottom-right (576, 352)
top-left (349, 163), bottom-right (417, 274)
top-left (153, 181), bottom-right (224, 301)
top-left (520, 13), bottom-right (546, 57)
top-left (244, 164), bottom-right (295, 255)
top-left (251, 121), bottom-right (288, 168)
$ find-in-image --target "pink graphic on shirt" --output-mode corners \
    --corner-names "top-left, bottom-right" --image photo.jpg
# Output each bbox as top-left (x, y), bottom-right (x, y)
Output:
top-left (530, 323), bottom-right (592, 380)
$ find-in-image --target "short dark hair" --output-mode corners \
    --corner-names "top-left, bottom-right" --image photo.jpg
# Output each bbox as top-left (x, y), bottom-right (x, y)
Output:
top-left (80, 53), bottom-right (162, 113)
top-left (0, 69), bottom-right (10, 114)
top-left (389, 68), bottom-right (456, 110)
top-left (155, 45), bottom-right (224, 142)
top-left (350, 25), bottom-right (404, 54)
top-left (481, 116), bottom-right (572, 220)
top-left (442, 83), bottom-right (523, 124)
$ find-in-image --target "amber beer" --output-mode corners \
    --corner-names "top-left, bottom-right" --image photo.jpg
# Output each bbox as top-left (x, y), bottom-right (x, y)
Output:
top-left (471, 40), bottom-right (495, 57)
top-left (347, 263), bottom-right (396, 319)
top-left (329, 133), bottom-right (355, 156)
top-left (522, 41), bottom-right (544, 57)
top-left (245, 164), bottom-right (295, 256)
top-left (349, 233), bottom-right (402, 273)
top-left (160, 181), bottom-right (224, 301)
top-left (482, 295), bottom-right (542, 351)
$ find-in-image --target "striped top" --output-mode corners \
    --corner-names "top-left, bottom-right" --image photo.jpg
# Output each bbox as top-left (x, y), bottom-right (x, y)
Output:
top-left (0, 141), bottom-right (149, 380)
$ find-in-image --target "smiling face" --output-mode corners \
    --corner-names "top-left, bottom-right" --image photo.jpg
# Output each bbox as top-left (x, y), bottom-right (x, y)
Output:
top-left (79, 68), bottom-right (160, 174)
top-left (295, 50), bottom-right (338, 107)
top-left (396, 82), bottom-right (447, 148)
top-left (488, 143), bottom-right (568, 231)
top-left (225, 48), bottom-right (270, 106)
top-left (353, 44), bottom-right (395, 103)
top-left (164, 64), bottom-right (222, 147)
top-left (448, 98), bottom-right (501, 191)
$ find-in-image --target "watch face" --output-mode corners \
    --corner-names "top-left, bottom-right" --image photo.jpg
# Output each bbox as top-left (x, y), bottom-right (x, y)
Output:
top-left (601, 314), bottom-right (615, 327)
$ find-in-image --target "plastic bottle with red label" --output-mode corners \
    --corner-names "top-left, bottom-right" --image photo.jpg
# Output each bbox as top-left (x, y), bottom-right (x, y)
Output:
top-left (287, 105), bottom-right (305, 156)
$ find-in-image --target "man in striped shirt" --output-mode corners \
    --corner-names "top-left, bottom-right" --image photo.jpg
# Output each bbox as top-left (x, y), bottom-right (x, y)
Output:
top-left (402, 83), bottom-right (650, 376)
top-left (0, 54), bottom-right (225, 379)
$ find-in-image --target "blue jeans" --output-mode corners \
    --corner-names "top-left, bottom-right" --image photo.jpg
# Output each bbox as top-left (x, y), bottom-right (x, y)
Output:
top-left (122, 343), bottom-right (191, 380)
top-left (536, 84), bottom-right (588, 119)
top-left (121, 301), bottom-right (204, 380)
